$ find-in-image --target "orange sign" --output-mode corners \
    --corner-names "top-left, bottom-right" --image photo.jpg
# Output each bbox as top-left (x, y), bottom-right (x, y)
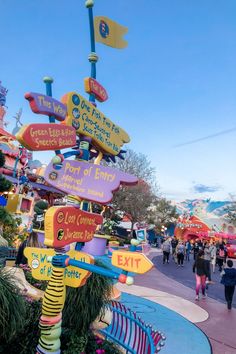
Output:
top-left (44, 206), bottom-right (103, 247)
top-left (16, 123), bottom-right (76, 151)
top-left (111, 251), bottom-right (153, 274)
top-left (84, 77), bottom-right (108, 102)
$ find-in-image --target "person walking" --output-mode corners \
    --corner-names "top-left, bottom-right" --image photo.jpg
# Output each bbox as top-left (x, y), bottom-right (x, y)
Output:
top-left (193, 242), bottom-right (199, 260)
top-left (209, 242), bottom-right (217, 273)
top-left (185, 240), bottom-right (192, 261)
top-left (204, 242), bottom-right (212, 282)
top-left (171, 237), bottom-right (178, 263)
top-left (193, 250), bottom-right (209, 300)
top-left (176, 241), bottom-right (185, 267)
top-left (15, 231), bottom-right (42, 265)
top-left (217, 244), bottom-right (226, 272)
top-left (162, 239), bottom-right (171, 264)
top-left (221, 260), bottom-right (236, 310)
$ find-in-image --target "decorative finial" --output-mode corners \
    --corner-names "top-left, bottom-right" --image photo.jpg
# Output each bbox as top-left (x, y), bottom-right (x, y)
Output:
top-left (85, 0), bottom-right (94, 8)
top-left (43, 76), bottom-right (54, 84)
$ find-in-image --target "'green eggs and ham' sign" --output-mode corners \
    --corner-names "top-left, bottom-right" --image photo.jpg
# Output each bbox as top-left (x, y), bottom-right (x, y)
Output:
top-left (16, 123), bottom-right (76, 151)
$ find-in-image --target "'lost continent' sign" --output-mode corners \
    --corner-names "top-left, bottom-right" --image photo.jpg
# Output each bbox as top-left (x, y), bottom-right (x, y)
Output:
top-left (44, 206), bottom-right (103, 247)
top-left (44, 159), bottom-right (138, 204)
top-left (25, 92), bottom-right (67, 121)
top-left (61, 92), bottom-right (130, 155)
top-left (16, 123), bottom-right (76, 151)
top-left (24, 248), bottom-right (93, 287)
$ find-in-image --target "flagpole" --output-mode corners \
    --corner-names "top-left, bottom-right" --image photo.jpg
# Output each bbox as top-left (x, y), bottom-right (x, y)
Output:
top-left (85, 0), bottom-right (98, 106)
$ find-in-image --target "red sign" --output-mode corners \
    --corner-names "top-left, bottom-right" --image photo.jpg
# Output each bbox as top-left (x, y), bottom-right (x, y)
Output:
top-left (16, 123), bottom-right (77, 151)
top-left (84, 77), bottom-right (108, 102)
top-left (44, 206), bottom-right (103, 247)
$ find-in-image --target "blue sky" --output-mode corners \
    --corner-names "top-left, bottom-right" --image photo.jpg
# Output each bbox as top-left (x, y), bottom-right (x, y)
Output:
top-left (1, 0), bottom-right (236, 201)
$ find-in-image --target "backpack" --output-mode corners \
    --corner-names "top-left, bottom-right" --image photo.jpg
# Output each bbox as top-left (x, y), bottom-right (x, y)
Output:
top-left (219, 249), bottom-right (225, 258)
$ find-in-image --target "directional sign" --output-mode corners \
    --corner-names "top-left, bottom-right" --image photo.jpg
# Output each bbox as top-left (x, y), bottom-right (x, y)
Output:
top-left (61, 92), bottom-right (130, 155)
top-left (44, 206), bottom-right (103, 247)
top-left (25, 92), bottom-right (67, 121)
top-left (16, 123), bottom-right (76, 151)
top-left (44, 159), bottom-right (138, 204)
top-left (84, 77), bottom-right (108, 102)
top-left (24, 248), bottom-right (94, 288)
top-left (111, 250), bottom-right (153, 274)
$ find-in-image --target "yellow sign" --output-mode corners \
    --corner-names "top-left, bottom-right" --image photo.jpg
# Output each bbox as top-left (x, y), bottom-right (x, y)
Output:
top-left (94, 16), bottom-right (128, 49)
top-left (111, 251), bottom-right (153, 274)
top-left (61, 92), bottom-right (130, 156)
top-left (24, 248), bottom-right (94, 288)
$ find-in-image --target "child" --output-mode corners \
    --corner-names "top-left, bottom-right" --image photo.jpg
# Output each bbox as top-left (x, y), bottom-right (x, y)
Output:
top-left (221, 260), bottom-right (236, 310)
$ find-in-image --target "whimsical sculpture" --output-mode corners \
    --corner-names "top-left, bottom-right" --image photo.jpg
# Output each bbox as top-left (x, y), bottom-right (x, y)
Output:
top-left (15, 1), bottom-right (154, 353)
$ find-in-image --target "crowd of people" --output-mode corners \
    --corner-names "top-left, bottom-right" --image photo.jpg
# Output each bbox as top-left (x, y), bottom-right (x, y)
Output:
top-left (161, 237), bottom-right (236, 310)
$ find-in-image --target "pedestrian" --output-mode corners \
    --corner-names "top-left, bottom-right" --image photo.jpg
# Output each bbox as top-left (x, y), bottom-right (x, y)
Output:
top-left (204, 242), bottom-right (212, 282)
top-left (162, 239), bottom-right (171, 264)
top-left (198, 239), bottom-right (204, 250)
top-left (217, 244), bottom-right (226, 272)
top-left (15, 231), bottom-right (42, 265)
top-left (176, 241), bottom-right (185, 267)
top-left (220, 259), bottom-right (236, 310)
top-left (193, 242), bottom-right (199, 260)
top-left (209, 242), bottom-right (217, 273)
top-left (171, 237), bottom-right (178, 263)
top-left (193, 249), bottom-right (209, 300)
top-left (185, 240), bottom-right (192, 261)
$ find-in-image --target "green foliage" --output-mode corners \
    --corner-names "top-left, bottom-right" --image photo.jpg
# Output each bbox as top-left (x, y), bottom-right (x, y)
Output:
top-left (147, 198), bottom-right (179, 233)
top-left (61, 330), bottom-right (121, 354)
top-left (34, 200), bottom-right (49, 214)
top-left (0, 174), bottom-right (12, 193)
top-left (86, 332), bottom-right (121, 354)
top-left (0, 151), bottom-right (5, 168)
top-left (62, 330), bottom-right (88, 353)
top-left (0, 267), bottom-right (27, 344)
top-left (0, 299), bottom-right (41, 354)
top-left (0, 210), bottom-right (22, 246)
top-left (63, 260), bottom-right (113, 335)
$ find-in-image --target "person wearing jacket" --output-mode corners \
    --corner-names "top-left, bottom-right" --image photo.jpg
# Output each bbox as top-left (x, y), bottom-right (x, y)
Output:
top-left (221, 259), bottom-right (236, 310)
top-left (193, 250), bottom-right (210, 300)
top-left (162, 239), bottom-right (171, 264)
top-left (15, 231), bottom-right (42, 265)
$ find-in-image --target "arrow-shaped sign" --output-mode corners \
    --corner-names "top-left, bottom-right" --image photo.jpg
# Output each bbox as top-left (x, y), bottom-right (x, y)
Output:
top-left (111, 250), bottom-right (153, 274)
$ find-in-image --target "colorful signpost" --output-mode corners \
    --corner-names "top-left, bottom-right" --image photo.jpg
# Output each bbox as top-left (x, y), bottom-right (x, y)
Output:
top-left (25, 92), bottom-right (67, 121)
top-left (18, 2), bottom-right (155, 354)
top-left (44, 159), bottom-right (138, 204)
top-left (61, 92), bottom-right (130, 155)
top-left (112, 250), bottom-right (153, 274)
top-left (44, 206), bottom-right (103, 247)
top-left (84, 77), bottom-right (108, 102)
top-left (16, 123), bottom-right (76, 151)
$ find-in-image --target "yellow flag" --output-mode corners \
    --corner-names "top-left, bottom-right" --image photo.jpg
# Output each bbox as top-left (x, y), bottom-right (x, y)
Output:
top-left (94, 16), bottom-right (128, 49)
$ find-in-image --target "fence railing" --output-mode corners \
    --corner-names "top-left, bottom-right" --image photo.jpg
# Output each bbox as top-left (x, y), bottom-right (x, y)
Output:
top-left (101, 300), bottom-right (166, 354)
top-left (0, 247), bottom-right (17, 266)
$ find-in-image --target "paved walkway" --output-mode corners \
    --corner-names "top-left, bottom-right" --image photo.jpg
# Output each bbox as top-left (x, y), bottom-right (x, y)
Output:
top-left (131, 250), bottom-right (236, 354)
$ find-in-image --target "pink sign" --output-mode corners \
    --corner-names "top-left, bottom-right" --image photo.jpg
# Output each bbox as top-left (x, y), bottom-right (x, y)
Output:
top-left (25, 92), bottom-right (67, 121)
top-left (44, 160), bottom-right (138, 204)
top-left (84, 77), bottom-right (108, 102)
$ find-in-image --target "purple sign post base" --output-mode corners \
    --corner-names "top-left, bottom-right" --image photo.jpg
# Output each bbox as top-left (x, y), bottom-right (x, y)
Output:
top-left (82, 234), bottom-right (111, 256)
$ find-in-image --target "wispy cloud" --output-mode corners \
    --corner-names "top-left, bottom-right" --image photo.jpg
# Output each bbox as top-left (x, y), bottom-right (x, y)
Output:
top-left (192, 183), bottom-right (222, 194)
top-left (173, 127), bottom-right (236, 148)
